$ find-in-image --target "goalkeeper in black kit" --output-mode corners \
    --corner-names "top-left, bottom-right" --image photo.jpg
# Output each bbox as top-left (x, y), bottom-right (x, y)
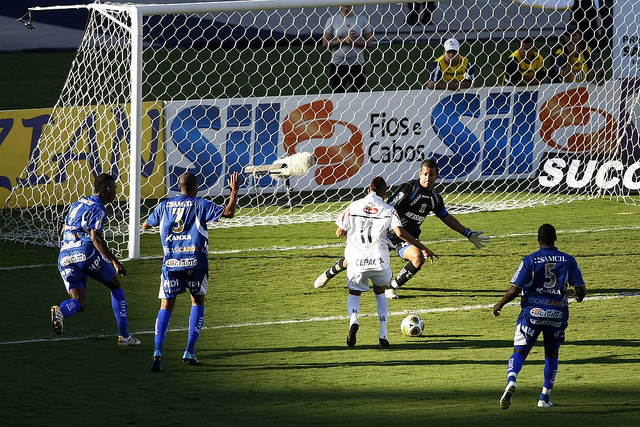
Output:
top-left (314, 159), bottom-right (490, 299)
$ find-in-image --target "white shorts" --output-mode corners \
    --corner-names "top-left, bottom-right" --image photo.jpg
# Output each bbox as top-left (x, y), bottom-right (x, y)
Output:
top-left (346, 268), bottom-right (392, 292)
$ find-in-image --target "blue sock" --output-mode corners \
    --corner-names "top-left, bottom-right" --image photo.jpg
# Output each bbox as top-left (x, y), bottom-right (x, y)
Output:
top-left (507, 351), bottom-right (526, 383)
top-left (154, 309), bottom-right (172, 356)
top-left (186, 305), bottom-right (204, 355)
top-left (59, 299), bottom-right (81, 317)
top-left (540, 357), bottom-right (558, 401)
top-left (110, 288), bottom-right (129, 338)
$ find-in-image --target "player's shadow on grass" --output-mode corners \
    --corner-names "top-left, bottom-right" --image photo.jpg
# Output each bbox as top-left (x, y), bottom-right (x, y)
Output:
top-left (390, 287), bottom-right (506, 299)
top-left (204, 350), bottom-right (640, 371)
top-left (569, 338), bottom-right (640, 348)
top-left (206, 338), bottom-right (640, 367)
top-left (211, 338), bottom-right (515, 359)
top-left (584, 288), bottom-right (640, 295)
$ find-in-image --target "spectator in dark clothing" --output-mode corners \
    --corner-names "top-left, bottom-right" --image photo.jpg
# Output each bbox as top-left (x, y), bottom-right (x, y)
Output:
top-left (405, 2), bottom-right (436, 26)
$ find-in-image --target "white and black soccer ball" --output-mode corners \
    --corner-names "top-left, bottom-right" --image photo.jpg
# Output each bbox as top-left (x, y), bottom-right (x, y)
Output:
top-left (401, 314), bottom-right (425, 337)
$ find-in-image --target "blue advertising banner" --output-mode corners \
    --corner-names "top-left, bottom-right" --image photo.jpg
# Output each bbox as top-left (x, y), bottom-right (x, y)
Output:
top-left (163, 81), bottom-right (639, 197)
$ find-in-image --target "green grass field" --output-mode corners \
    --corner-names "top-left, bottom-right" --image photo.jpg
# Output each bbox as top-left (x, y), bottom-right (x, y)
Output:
top-left (1, 199), bottom-right (639, 426)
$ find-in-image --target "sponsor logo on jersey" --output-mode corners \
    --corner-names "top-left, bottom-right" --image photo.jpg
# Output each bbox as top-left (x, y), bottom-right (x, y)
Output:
top-left (534, 255), bottom-right (566, 263)
top-left (59, 252), bottom-right (87, 266)
top-left (88, 257), bottom-right (101, 271)
top-left (535, 287), bottom-right (562, 296)
top-left (529, 307), bottom-right (563, 318)
top-left (166, 200), bottom-right (194, 208)
top-left (165, 234), bottom-right (193, 242)
top-left (355, 257), bottom-right (384, 267)
top-left (61, 240), bottom-right (83, 250)
top-left (166, 258), bottom-right (198, 268)
top-left (389, 192), bottom-right (404, 206)
top-left (404, 211), bottom-right (426, 223)
top-left (529, 318), bottom-right (563, 327)
top-left (525, 296), bottom-right (566, 308)
top-left (162, 278), bottom-right (180, 289)
top-left (95, 210), bottom-right (105, 230)
top-left (363, 206), bottom-right (379, 214)
top-left (63, 231), bottom-right (86, 241)
top-left (170, 245), bottom-right (197, 254)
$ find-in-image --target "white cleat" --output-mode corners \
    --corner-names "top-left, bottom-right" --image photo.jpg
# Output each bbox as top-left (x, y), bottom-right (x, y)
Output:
top-left (500, 381), bottom-right (517, 410)
top-left (314, 272), bottom-right (329, 288)
top-left (385, 288), bottom-right (399, 299)
top-left (118, 334), bottom-right (141, 348)
top-left (537, 400), bottom-right (554, 408)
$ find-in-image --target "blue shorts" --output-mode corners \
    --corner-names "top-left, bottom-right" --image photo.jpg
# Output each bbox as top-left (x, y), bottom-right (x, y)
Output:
top-left (159, 269), bottom-right (209, 299)
top-left (58, 246), bottom-right (116, 291)
top-left (513, 312), bottom-right (566, 352)
top-left (387, 240), bottom-right (412, 260)
top-left (397, 242), bottom-right (412, 260)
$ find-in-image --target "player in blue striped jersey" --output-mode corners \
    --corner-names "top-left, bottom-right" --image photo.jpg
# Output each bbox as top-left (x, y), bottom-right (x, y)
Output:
top-left (51, 173), bottom-right (141, 347)
top-left (144, 171), bottom-right (240, 372)
top-left (493, 224), bottom-right (586, 409)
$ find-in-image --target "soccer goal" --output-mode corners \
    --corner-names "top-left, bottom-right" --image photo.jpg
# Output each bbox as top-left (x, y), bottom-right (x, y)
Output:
top-left (1, 0), bottom-right (639, 258)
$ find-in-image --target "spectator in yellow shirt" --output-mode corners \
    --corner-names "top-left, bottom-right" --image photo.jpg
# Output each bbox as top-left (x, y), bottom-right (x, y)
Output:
top-left (427, 38), bottom-right (475, 91)
top-left (502, 37), bottom-right (546, 87)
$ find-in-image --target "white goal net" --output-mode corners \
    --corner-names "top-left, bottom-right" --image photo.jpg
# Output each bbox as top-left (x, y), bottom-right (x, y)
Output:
top-left (1, 0), bottom-right (639, 258)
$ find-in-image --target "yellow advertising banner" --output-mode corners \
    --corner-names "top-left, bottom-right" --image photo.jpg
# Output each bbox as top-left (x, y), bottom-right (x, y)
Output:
top-left (0, 102), bottom-right (165, 207)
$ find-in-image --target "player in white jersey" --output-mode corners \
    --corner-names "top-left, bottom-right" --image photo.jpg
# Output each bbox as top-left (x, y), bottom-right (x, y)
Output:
top-left (144, 172), bottom-right (240, 372)
top-left (315, 159), bottom-right (490, 300)
top-left (336, 176), bottom-right (437, 347)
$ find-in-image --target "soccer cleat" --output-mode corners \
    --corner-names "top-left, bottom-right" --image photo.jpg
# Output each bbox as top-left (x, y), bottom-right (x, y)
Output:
top-left (183, 351), bottom-right (201, 366)
top-left (51, 305), bottom-right (64, 335)
top-left (314, 272), bottom-right (330, 289)
top-left (385, 288), bottom-right (399, 300)
top-left (537, 400), bottom-right (554, 408)
top-left (346, 323), bottom-right (359, 347)
top-left (150, 354), bottom-right (163, 372)
top-left (118, 334), bottom-right (141, 348)
top-left (379, 337), bottom-right (390, 347)
top-left (500, 381), bottom-right (517, 410)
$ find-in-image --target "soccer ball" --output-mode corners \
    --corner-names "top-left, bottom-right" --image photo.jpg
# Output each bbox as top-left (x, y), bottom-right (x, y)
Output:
top-left (401, 314), bottom-right (425, 337)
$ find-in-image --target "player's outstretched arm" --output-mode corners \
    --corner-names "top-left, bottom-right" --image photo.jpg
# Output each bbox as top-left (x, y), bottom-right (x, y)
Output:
top-left (222, 171), bottom-right (241, 218)
top-left (393, 227), bottom-right (438, 263)
top-left (440, 214), bottom-right (490, 249)
top-left (493, 285), bottom-right (521, 317)
top-left (91, 229), bottom-right (126, 276)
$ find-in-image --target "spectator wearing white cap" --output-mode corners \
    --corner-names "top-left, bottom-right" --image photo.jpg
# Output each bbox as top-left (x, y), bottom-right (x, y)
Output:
top-left (427, 38), bottom-right (475, 91)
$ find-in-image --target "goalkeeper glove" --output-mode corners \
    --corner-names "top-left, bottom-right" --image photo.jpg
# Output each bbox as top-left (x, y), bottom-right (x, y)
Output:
top-left (464, 228), bottom-right (490, 249)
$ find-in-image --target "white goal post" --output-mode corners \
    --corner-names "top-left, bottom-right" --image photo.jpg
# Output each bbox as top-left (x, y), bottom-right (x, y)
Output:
top-left (1, 0), bottom-right (639, 259)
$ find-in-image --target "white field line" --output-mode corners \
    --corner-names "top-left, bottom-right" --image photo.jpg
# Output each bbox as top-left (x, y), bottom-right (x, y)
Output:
top-left (1, 292), bottom-right (638, 346)
top-left (2, 224), bottom-right (640, 271)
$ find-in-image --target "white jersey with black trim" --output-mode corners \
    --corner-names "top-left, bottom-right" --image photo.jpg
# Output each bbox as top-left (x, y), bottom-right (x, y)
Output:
top-left (336, 192), bottom-right (402, 274)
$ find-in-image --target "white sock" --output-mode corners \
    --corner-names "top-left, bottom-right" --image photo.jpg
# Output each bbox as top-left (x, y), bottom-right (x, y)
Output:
top-left (542, 387), bottom-right (551, 396)
top-left (375, 292), bottom-right (389, 338)
top-left (347, 294), bottom-right (360, 326)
